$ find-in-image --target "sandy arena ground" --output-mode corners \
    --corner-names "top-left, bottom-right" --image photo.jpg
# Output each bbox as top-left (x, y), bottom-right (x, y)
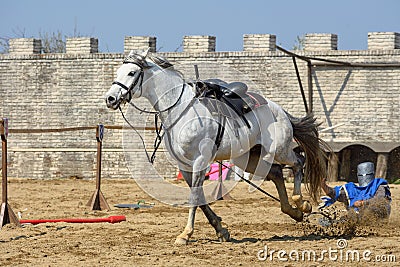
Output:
top-left (0, 177), bottom-right (399, 266)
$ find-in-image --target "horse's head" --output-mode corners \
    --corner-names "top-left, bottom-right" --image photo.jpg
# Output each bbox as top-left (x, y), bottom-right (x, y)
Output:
top-left (105, 49), bottom-right (150, 110)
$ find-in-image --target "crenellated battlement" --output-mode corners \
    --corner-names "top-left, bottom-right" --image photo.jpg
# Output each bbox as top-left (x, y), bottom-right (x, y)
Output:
top-left (124, 36), bottom-right (157, 53)
top-left (243, 34), bottom-right (276, 52)
top-left (304, 33), bottom-right (338, 51)
top-left (66, 37), bottom-right (98, 54)
top-left (7, 32), bottom-right (400, 54)
top-left (9, 38), bottom-right (42, 54)
top-left (368, 32), bottom-right (400, 50)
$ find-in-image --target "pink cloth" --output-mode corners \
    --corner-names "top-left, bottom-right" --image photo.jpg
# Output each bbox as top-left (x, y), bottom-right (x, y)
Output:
top-left (207, 163), bottom-right (233, 180)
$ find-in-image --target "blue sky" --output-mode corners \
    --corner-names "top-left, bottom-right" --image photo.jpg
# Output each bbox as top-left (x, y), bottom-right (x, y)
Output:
top-left (1, 0), bottom-right (399, 52)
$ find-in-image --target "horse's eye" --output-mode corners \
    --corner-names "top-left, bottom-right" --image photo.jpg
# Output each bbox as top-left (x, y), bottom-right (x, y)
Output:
top-left (128, 71), bottom-right (136, 77)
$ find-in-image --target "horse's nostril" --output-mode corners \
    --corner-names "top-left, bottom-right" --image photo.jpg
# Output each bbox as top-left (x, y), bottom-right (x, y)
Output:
top-left (107, 95), bottom-right (116, 103)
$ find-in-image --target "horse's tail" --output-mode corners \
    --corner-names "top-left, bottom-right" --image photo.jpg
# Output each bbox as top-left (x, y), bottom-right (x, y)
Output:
top-left (286, 112), bottom-right (332, 203)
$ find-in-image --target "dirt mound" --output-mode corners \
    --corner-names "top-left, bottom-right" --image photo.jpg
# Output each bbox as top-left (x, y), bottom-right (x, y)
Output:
top-left (302, 198), bottom-right (398, 238)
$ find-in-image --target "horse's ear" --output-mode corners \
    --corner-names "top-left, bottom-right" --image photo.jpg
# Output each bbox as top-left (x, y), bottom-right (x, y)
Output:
top-left (140, 48), bottom-right (150, 58)
top-left (128, 50), bottom-right (135, 56)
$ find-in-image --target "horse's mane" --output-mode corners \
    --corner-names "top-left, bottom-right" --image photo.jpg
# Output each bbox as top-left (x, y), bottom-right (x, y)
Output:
top-left (123, 52), bottom-right (174, 70)
top-left (148, 54), bottom-right (174, 69)
top-left (123, 52), bottom-right (184, 80)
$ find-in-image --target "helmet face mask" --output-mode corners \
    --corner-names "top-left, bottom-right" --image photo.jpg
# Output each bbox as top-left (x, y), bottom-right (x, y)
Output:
top-left (357, 162), bottom-right (375, 187)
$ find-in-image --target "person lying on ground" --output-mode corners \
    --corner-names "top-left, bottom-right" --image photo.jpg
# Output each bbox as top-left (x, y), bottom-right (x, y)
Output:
top-left (319, 162), bottom-right (391, 219)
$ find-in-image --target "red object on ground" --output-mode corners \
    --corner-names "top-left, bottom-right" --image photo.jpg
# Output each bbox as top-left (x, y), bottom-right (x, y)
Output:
top-left (19, 215), bottom-right (126, 225)
top-left (177, 171), bottom-right (183, 180)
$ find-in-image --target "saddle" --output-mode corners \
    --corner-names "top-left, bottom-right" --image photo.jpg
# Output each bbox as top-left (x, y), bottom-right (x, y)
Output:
top-left (192, 78), bottom-right (267, 128)
top-left (201, 79), bottom-right (251, 114)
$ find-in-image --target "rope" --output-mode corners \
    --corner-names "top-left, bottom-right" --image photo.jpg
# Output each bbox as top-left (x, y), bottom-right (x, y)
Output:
top-left (8, 125), bottom-right (156, 134)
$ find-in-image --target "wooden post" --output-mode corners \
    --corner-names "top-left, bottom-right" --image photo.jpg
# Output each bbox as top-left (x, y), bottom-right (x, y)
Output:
top-left (212, 162), bottom-right (233, 201)
top-left (327, 152), bottom-right (339, 182)
top-left (1, 119), bottom-right (7, 204)
top-left (292, 57), bottom-right (309, 114)
top-left (0, 118), bottom-right (21, 228)
top-left (307, 61), bottom-right (313, 114)
top-left (87, 124), bottom-right (110, 210)
top-left (376, 152), bottom-right (389, 179)
top-left (339, 149), bottom-right (351, 181)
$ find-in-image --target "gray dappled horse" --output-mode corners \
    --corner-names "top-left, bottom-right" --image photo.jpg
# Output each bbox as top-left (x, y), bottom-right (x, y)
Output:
top-left (104, 50), bottom-right (329, 245)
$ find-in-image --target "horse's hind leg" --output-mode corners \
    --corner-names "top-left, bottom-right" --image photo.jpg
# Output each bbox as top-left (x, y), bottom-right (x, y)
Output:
top-left (277, 150), bottom-right (312, 213)
top-left (292, 156), bottom-right (312, 213)
top-left (232, 147), bottom-right (303, 222)
top-left (268, 165), bottom-right (303, 222)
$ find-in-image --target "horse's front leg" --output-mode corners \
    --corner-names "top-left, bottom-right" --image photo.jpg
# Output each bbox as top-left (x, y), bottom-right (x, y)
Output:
top-left (175, 206), bottom-right (197, 245)
top-left (175, 166), bottom-right (210, 245)
top-left (189, 168), bottom-right (230, 242)
top-left (176, 157), bottom-right (230, 244)
top-left (174, 169), bottom-right (199, 245)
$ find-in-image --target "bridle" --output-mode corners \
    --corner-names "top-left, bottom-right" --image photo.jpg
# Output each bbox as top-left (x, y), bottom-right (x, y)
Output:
top-left (112, 61), bottom-right (186, 115)
top-left (112, 62), bottom-right (145, 103)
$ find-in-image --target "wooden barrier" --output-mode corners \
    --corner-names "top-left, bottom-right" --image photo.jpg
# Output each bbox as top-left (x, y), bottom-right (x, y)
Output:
top-left (0, 119), bottom-right (158, 227)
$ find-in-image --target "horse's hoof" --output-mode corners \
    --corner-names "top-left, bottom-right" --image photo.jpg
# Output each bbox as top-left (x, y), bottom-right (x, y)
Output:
top-left (300, 200), bottom-right (312, 213)
top-left (174, 237), bottom-right (189, 245)
top-left (290, 208), bottom-right (304, 222)
top-left (292, 195), bottom-right (312, 213)
top-left (292, 195), bottom-right (302, 203)
top-left (294, 213), bottom-right (304, 222)
top-left (217, 228), bottom-right (231, 242)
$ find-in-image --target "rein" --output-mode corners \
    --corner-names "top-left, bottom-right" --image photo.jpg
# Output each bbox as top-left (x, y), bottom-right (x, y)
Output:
top-left (217, 161), bottom-right (280, 202)
top-left (119, 106), bottom-right (164, 164)
top-left (128, 83), bottom-right (186, 115)
top-left (218, 161), bottom-right (337, 220)
top-left (119, 83), bottom-right (186, 164)
top-left (217, 161), bottom-right (336, 220)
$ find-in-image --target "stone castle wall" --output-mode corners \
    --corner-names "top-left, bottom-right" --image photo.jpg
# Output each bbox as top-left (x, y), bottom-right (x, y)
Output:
top-left (0, 33), bottom-right (399, 181)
